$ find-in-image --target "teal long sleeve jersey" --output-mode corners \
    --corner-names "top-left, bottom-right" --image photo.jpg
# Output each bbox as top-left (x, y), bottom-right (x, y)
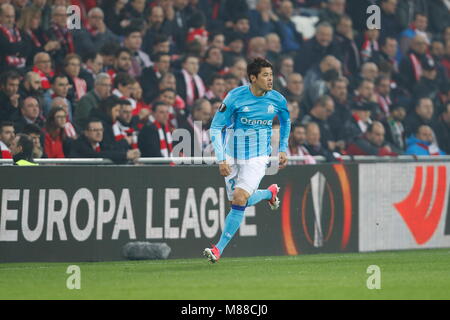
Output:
top-left (210, 85), bottom-right (291, 161)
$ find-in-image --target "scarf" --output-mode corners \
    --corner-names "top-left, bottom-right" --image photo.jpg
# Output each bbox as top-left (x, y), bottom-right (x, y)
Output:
top-left (72, 77), bottom-right (87, 101)
top-left (0, 141), bottom-right (12, 159)
top-left (353, 113), bottom-right (371, 134)
top-left (113, 88), bottom-right (137, 110)
top-left (187, 115), bottom-right (210, 153)
top-left (64, 122), bottom-right (77, 139)
top-left (27, 29), bottom-right (42, 48)
top-left (113, 121), bottom-right (138, 149)
top-left (377, 94), bottom-right (391, 117)
top-left (361, 35), bottom-right (379, 61)
top-left (182, 69), bottom-right (205, 106)
top-left (0, 25), bottom-right (26, 67)
top-left (410, 53), bottom-right (434, 82)
top-left (387, 117), bottom-right (404, 150)
top-left (51, 23), bottom-right (74, 53)
top-left (32, 66), bottom-right (54, 90)
top-left (417, 142), bottom-right (441, 156)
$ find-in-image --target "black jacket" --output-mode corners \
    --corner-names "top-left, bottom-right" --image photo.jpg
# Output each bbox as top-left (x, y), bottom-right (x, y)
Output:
top-left (69, 134), bottom-right (127, 164)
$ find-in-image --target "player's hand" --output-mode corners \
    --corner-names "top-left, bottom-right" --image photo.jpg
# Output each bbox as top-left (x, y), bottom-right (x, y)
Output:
top-left (279, 152), bottom-right (288, 169)
top-left (219, 161), bottom-right (231, 177)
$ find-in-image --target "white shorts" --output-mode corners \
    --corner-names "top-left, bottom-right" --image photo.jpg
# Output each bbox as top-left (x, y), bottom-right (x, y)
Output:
top-left (224, 155), bottom-right (269, 201)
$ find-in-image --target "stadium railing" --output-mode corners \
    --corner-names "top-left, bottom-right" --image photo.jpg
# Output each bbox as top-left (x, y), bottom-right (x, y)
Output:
top-left (2, 155), bottom-right (450, 165)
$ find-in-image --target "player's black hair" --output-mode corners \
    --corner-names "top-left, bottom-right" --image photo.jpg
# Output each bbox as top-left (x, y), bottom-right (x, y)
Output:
top-left (247, 58), bottom-right (273, 83)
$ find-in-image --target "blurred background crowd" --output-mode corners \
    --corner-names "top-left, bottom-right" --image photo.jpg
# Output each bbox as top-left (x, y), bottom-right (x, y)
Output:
top-left (0, 0), bottom-right (449, 164)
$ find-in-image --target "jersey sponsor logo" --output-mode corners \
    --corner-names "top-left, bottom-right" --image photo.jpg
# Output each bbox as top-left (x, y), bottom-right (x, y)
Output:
top-left (240, 117), bottom-right (273, 126)
top-left (218, 103), bottom-right (227, 112)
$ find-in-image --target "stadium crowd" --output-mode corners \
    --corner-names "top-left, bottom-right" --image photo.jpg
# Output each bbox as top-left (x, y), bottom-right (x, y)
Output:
top-left (0, 0), bottom-right (449, 164)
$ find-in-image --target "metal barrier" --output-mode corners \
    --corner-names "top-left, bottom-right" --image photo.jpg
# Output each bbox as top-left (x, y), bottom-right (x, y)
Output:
top-left (2, 155), bottom-right (450, 165)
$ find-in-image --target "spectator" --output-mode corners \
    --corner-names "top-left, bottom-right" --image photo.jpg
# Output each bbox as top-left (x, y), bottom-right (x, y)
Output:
top-left (208, 32), bottom-right (226, 51)
top-left (294, 22), bottom-right (338, 75)
top-left (175, 55), bottom-right (206, 108)
top-left (12, 96), bottom-right (44, 133)
top-left (155, 88), bottom-right (181, 129)
top-left (142, 5), bottom-right (173, 55)
top-left (379, 0), bottom-right (402, 39)
top-left (247, 36), bottom-right (267, 61)
top-left (274, 55), bottom-right (294, 91)
top-left (223, 72), bottom-right (239, 93)
top-left (159, 72), bottom-right (186, 111)
top-left (32, 52), bottom-right (54, 90)
top-left (112, 100), bottom-right (139, 150)
top-left (406, 124), bottom-right (445, 155)
top-left (358, 28), bottom-right (380, 63)
top-left (399, 12), bottom-right (430, 57)
top-left (413, 58), bottom-right (442, 109)
top-left (113, 72), bottom-right (137, 111)
top-left (176, 98), bottom-right (212, 156)
top-left (404, 97), bottom-right (437, 137)
top-left (123, 26), bottom-right (151, 78)
top-left (63, 53), bottom-right (87, 102)
top-left (30, 0), bottom-right (52, 31)
top-left (248, 0), bottom-right (278, 37)
top-left (303, 55), bottom-right (341, 109)
top-left (335, 14), bottom-right (361, 77)
top-left (199, 46), bottom-right (224, 85)
top-left (346, 121), bottom-right (398, 156)
top-left (138, 101), bottom-right (174, 158)
top-left (46, 5), bottom-right (75, 67)
top-left (0, 121), bottom-right (14, 159)
top-left (75, 73), bottom-right (112, 130)
top-left (17, 6), bottom-right (60, 67)
top-left (383, 104), bottom-right (407, 153)
top-left (434, 102), bottom-right (450, 154)
top-left (0, 70), bottom-right (21, 122)
top-left (265, 33), bottom-right (282, 63)
top-left (205, 74), bottom-right (226, 101)
top-left (373, 75), bottom-right (393, 121)
top-left (304, 122), bottom-right (337, 162)
top-left (228, 57), bottom-right (249, 86)
top-left (42, 74), bottom-right (72, 119)
top-left (286, 122), bottom-right (316, 164)
top-left (72, 7), bottom-right (120, 56)
top-left (301, 95), bottom-right (336, 151)
top-left (102, 0), bottom-right (128, 36)
top-left (443, 39), bottom-right (450, 79)
top-left (22, 123), bottom-right (44, 159)
top-left (70, 118), bottom-right (141, 164)
top-left (328, 77), bottom-right (351, 149)
top-left (222, 31), bottom-right (245, 67)
top-left (282, 72), bottom-right (304, 108)
top-left (43, 106), bottom-right (72, 158)
top-left (370, 36), bottom-right (399, 78)
top-left (342, 100), bottom-right (373, 143)
top-left (79, 51), bottom-right (104, 92)
top-left (130, 80), bottom-right (150, 118)
top-left (19, 71), bottom-right (44, 104)
top-left (275, 0), bottom-right (303, 55)
top-left (99, 41), bottom-right (120, 72)
top-left (141, 52), bottom-right (172, 104)
top-left (9, 133), bottom-right (38, 165)
top-left (318, 0), bottom-right (346, 29)
top-left (0, 4), bottom-right (27, 72)
top-left (107, 47), bottom-right (133, 80)
top-left (287, 99), bottom-right (301, 123)
top-left (89, 95), bottom-right (126, 149)
top-left (395, 0), bottom-right (428, 31)
top-left (399, 34), bottom-right (434, 92)
top-left (428, 0), bottom-right (450, 35)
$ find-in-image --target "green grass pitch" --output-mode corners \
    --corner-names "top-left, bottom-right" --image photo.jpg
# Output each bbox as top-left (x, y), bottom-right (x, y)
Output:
top-left (1, 249), bottom-right (449, 300)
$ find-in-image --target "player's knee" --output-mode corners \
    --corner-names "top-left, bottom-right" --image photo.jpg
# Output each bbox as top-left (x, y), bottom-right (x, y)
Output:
top-left (232, 189), bottom-right (249, 206)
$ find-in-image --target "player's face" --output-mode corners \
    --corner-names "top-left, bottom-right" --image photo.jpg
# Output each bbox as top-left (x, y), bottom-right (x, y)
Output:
top-left (254, 67), bottom-right (273, 92)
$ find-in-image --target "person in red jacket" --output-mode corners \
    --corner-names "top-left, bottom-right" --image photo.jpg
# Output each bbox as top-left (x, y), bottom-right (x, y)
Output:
top-left (43, 106), bottom-right (72, 158)
top-left (346, 121), bottom-right (399, 156)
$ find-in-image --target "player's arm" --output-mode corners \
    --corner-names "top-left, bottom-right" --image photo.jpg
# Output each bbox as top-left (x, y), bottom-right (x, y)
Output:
top-left (277, 98), bottom-right (291, 169)
top-left (210, 97), bottom-right (234, 176)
